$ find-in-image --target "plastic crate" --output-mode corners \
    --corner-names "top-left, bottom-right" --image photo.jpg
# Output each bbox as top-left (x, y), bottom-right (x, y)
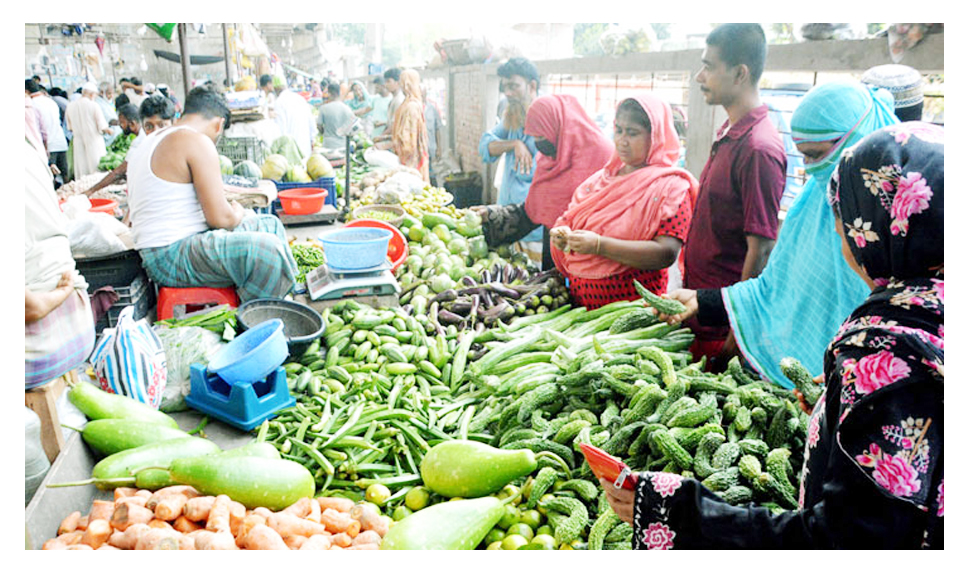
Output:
top-left (217, 136), bottom-right (267, 166)
top-left (96, 273), bottom-right (156, 335)
top-left (75, 250), bottom-right (144, 293)
top-left (271, 177), bottom-right (337, 214)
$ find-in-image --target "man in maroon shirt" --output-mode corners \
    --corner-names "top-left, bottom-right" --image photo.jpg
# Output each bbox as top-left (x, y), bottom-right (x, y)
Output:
top-left (683, 23), bottom-right (787, 367)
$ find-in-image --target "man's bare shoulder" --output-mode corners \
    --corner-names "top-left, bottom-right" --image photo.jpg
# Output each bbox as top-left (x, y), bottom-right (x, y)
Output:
top-left (156, 127), bottom-right (214, 156)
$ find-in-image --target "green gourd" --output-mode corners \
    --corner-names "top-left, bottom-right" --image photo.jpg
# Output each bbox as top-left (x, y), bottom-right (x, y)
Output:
top-left (67, 380), bottom-right (179, 429)
top-left (420, 440), bottom-right (561, 499)
top-left (380, 494), bottom-right (514, 550)
top-left (75, 419), bottom-right (191, 457)
top-left (164, 455), bottom-right (315, 511)
top-left (133, 442), bottom-right (282, 491)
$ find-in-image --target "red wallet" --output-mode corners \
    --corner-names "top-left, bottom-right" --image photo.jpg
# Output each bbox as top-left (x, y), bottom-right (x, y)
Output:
top-left (579, 442), bottom-right (639, 490)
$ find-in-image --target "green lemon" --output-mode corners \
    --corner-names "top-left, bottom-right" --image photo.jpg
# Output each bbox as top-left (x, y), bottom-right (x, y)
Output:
top-left (507, 523), bottom-right (534, 542)
top-left (530, 534), bottom-right (557, 549)
top-left (405, 486), bottom-right (430, 511)
top-left (364, 483), bottom-right (391, 506)
top-left (519, 509), bottom-right (543, 529)
top-left (501, 534), bottom-right (530, 551)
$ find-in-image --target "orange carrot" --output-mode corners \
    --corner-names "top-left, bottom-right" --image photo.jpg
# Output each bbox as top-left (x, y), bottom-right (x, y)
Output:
top-left (352, 530), bottom-right (382, 546)
top-left (58, 511), bottom-right (81, 535)
top-left (76, 514), bottom-right (89, 531)
top-left (317, 496), bottom-right (355, 513)
top-left (177, 533), bottom-right (196, 551)
top-left (284, 534), bottom-right (308, 550)
top-left (80, 519), bottom-right (113, 549)
top-left (253, 506), bottom-right (274, 519)
top-left (110, 502), bottom-right (154, 531)
top-left (108, 523), bottom-right (150, 549)
top-left (183, 496), bottom-right (216, 522)
top-left (65, 544), bottom-right (94, 550)
top-left (321, 508), bottom-right (362, 537)
top-left (299, 534), bottom-right (333, 550)
top-left (346, 543), bottom-right (380, 550)
top-left (135, 489), bottom-right (153, 499)
top-left (115, 495), bottom-right (149, 509)
top-left (268, 512), bottom-right (329, 539)
top-left (43, 530), bottom-right (83, 550)
top-left (89, 500), bottom-right (115, 522)
top-left (134, 528), bottom-right (181, 550)
top-left (148, 519), bottom-right (175, 531)
top-left (331, 532), bottom-right (353, 548)
top-left (154, 494), bottom-right (189, 521)
top-left (233, 513), bottom-right (266, 548)
top-left (172, 515), bottom-right (203, 534)
top-left (228, 500), bottom-right (247, 536)
top-left (306, 496), bottom-right (322, 524)
top-left (96, 543), bottom-right (121, 550)
top-left (281, 497), bottom-right (313, 518)
top-left (113, 487), bottom-right (138, 500)
top-left (206, 495), bottom-right (232, 534)
top-left (191, 530), bottom-right (238, 550)
top-left (146, 486), bottom-right (200, 510)
top-left (241, 524), bottom-right (288, 550)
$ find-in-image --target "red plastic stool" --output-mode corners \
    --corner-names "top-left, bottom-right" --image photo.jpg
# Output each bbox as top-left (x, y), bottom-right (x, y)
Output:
top-left (157, 286), bottom-right (241, 321)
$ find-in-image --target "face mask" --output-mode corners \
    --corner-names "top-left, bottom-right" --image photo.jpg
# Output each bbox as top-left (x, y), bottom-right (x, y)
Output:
top-left (535, 139), bottom-right (556, 158)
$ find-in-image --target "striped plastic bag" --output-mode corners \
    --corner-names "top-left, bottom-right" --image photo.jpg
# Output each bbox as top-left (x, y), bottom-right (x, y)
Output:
top-left (89, 305), bottom-right (168, 409)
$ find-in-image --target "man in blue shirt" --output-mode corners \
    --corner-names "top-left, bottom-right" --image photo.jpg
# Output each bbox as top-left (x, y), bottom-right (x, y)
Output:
top-left (478, 57), bottom-right (542, 246)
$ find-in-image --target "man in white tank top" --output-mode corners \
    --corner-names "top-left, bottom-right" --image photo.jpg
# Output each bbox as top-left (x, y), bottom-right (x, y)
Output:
top-left (128, 86), bottom-right (297, 302)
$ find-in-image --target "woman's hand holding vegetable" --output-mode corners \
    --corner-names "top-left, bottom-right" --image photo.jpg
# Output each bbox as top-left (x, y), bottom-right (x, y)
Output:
top-left (794, 374), bottom-right (825, 414)
top-left (550, 226), bottom-right (571, 252)
top-left (566, 230), bottom-right (601, 256)
top-left (646, 288), bottom-right (698, 325)
top-left (599, 478), bottom-right (635, 525)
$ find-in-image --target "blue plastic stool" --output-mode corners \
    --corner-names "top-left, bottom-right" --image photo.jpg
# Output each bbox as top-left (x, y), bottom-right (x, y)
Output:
top-left (184, 363), bottom-right (295, 431)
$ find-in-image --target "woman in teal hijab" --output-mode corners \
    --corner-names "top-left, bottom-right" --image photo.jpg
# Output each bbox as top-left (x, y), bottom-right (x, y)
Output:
top-left (347, 80), bottom-right (373, 118)
top-left (649, 81), bottom-right (899, 388)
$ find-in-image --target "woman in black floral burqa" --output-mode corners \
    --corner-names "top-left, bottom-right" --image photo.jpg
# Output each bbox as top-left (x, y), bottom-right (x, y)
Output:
top-left (601, 122), bottom-right (943, 549)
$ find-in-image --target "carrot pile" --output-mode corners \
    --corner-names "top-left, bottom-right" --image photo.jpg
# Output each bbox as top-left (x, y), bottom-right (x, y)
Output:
top-left (43, 486), bottom-right (392, 550)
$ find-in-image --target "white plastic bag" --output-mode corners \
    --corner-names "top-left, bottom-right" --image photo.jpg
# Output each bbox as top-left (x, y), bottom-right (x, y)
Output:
top-left (153, 325), bottom-right (227, 412)
top-left (364, 147), bottom-right (401, 169)
top-left (89, 305), bottom-right (168, 409)
top-left (68, 212), bottom-right (130, 258)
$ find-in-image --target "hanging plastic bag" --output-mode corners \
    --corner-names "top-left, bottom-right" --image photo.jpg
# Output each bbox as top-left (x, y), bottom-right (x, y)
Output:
top-left (153, 325), bottom-right (227, 412)
top-left (89, 305), bottom-right (168, 409)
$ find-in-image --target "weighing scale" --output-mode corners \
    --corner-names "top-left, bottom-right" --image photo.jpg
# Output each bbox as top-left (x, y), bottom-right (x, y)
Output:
top-left (185, 364), bottom-right (295, 431)
top-left (305, 260), bottom-right (401, 301)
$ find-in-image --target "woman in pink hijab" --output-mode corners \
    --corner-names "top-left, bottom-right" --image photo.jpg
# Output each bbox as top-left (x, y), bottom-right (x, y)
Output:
top-left (550, 94), bottom-right (699, 309)
top-left (477, 94), bottom-right (612, 269)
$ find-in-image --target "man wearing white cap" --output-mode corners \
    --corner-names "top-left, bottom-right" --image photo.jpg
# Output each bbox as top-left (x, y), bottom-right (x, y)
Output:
top-left (65, 82), bottom-right (113, 179)
top-left (861, 64), bottom-right (926, 122)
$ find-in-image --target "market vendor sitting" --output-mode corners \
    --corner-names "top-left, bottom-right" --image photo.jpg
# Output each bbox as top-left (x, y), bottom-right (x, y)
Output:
top-left (86, 95), bottom-right (176, 196)
top-left (549, 94), bottom-right (698, 310)
top-left (125, 85), bottom-right (298, 303)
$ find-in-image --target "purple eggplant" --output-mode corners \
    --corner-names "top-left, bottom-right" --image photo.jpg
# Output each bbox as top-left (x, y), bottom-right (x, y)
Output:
top-left (449, 300), bottom-right (474, 316)
top-left (486, 282), bottom-right (521, 300)
top-left (430, 288), bottom-right (459, 305)
top-left (480, 269), bottom-right (491, 284)
top-left (438, 309), bottom-right (465, 326)
top-left (461, 275), bottom-right (478, 288)
top-left (479, 289), bottom-right (494, 310)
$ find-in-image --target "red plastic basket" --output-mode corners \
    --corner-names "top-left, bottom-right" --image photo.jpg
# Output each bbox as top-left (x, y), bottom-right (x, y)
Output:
top-left (278, 188), bottom-right (328, 215)
top-left (89, 199), bottom-right (118, 215)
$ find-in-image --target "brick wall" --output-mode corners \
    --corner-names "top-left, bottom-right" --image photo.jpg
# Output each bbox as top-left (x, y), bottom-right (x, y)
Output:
top-left (451, 69), bottom-right (487, 175)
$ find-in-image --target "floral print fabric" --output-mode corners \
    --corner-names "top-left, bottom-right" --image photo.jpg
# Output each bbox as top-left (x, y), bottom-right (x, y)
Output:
top-left (630, 125), bottom-right (943, 549)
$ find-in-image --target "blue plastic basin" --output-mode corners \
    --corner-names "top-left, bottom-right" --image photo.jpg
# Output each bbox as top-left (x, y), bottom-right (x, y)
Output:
top-left (207, 318), bottom-right (289, 385)
top-left (319, 227), bottom-right (391, 270)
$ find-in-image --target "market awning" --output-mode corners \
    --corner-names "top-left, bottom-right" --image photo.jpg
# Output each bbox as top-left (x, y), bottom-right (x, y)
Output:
top-left (153, 49), bottom-right (224, 65)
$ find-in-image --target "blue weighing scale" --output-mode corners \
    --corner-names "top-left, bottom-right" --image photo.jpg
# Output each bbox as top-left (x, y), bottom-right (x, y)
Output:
top-left (185, 363), bottom-right (295, 431)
